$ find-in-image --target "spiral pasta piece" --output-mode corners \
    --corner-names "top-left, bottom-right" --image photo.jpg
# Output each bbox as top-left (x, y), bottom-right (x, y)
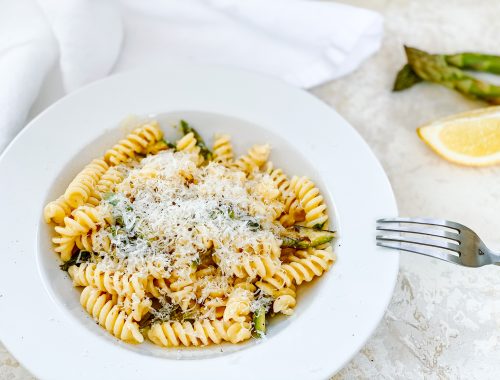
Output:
top-left (96, 166), bottom-right (126, 195)
top-left (118, 294), bottom-right (152, 321)
top-left (51, 234), bottom-right (75, 262)
top-left (212, 134), bottom-right (234, 165)
top-left (84, 193), bottom-right (101, 207)
top-left (273, 294), bottom-right (296, 316)
top-left (55, 205), bottom-right (110, 238)
top-left (232, 255), bottom-right (280, 279)
top-left (200, 297), bottom-right (227, 320)
top-left (74, 227), bottom-right (111, 253)
top-left (69, 263), bottom-right (148, 298)
top-left (176, 132), bottom-right (199, 153)
top-left (82, 166), bottom-right (127, 208)
top-left (195, 274), bottom-right (230, 301)
top-left (260, 249), bottom-right (334, 290)
top-left (233, 281), bottom-right (257, 293)
top-left (80, 286), bottom-right (143, 343)
top-left (145, 261), bottom-right (171, 280)
top-left (223, 287), bottom-right (253, 322)
top-left (232, 144), bottom-right (270, 175)
top-left (266, 163), bottom-right (305, 227)
top-left (43, 195), bottom-right (72, 225)
top-left (145, 277), bottom-right (170, 298)
top-left (104, 122), bottom-right (163, 166)
top-left (242, 238), bottom-right (281, 260)
top-left (170, 284), bottom-right (196, 311)
top-left (255, 282), bottom-right (297, 315)
top-left (145, 140), bottom-right (170, 155)
top-left (44, 157), bottom-right (125, 225)
top-left (195, 266), bottom-right (217, 279)
top-left (63, 158), bottom-right (109, 208)
top-left (289, 176), bottom-right (328, 228)
top-left (148, 319), bottom-right (251, 347)
top-left (255, 281), bottom-right (295, 299)
top-left (53, 205), bottom-right (110, 261)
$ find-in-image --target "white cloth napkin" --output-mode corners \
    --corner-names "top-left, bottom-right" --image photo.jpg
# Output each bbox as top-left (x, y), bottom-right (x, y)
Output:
top-left (0, 0), bottom-right (383, 152)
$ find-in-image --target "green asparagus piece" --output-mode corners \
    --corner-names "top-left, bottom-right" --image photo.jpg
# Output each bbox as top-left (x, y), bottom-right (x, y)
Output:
top-left (405, 46), bottom-right (500, 104)
top-left (253, 307), bottom-right (266, 337)
top-left (179, 120), bottom-right (213, 160)
top-left (393, 64), bottom-right (423, 91)
top-left (445, 53), bottom-right (500, 74)
top-left (280, 226), bottom-right (335, 249)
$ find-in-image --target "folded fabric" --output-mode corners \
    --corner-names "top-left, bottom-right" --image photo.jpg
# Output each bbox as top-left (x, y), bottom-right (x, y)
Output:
top-left (0, 0), bottom-right (383, 152)
top-left (0, 0), bottom-right (122, 152)
top-left (0, 0), bottom-right (56, 151)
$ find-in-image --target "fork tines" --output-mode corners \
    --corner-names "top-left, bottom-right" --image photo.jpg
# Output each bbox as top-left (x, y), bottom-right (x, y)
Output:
top-left (376, 217), bottom-right (462, 265)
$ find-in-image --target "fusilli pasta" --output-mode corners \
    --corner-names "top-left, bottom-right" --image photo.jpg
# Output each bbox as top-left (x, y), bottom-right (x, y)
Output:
top-left (69, 263), bottom-right (148, 298)
top-left (45, 119), bottom-right (336, 347)
top-left (259, 249), bottom-right (334, 290)
top-left (266, 163), bottom-right (305, 227)
top-left (43, 195), bottom-right (72, 225)
top-left (53, 205), bottom-right (110, 261)
top-left (289, 176), bottom-right (328, 228)
top-left (95, 166), bottom-right (126, 195)
top-left (232, 144), bottom-right (270, 175)
top-left (148, 319), bottom-right (252, 347)
top-left (80, 286), bottom-right (144, 343)
top-left (212, 134), bottom-right (233, 165)
top-left (104, 122), bottom-right (163, 166)
top-left (64, 158), bottom-right (109, 208)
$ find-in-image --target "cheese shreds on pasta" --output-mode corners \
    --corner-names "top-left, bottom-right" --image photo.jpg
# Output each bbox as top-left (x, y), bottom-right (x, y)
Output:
top-left (44, 120), bottom-right (335, 347)
top-left (96, 150), bottom-right (284, 277)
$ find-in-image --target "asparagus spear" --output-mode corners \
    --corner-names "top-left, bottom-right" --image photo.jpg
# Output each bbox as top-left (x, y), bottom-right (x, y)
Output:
top-left (405, 46), bottom-right (500, 104)
top-left (445, 53), bottom-right (500, 74)
top-left (394, 50), bottom-right (500, 91)
top-left (393, 64), bottom-right (423, 91)
top-left (179, 120), bottom-right (213, 160)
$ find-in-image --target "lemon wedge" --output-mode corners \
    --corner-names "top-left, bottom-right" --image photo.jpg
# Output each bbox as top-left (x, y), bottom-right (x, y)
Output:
top-left (417, 106), bottom-right (500, 166)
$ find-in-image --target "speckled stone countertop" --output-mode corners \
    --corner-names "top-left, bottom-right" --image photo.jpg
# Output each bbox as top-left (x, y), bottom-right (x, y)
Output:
top-left (2, 0), bottom-right (500, 379)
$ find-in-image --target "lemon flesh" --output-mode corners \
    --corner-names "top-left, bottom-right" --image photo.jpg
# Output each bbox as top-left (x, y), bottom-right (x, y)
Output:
top-left (418, 106), bottom-right (500, 166)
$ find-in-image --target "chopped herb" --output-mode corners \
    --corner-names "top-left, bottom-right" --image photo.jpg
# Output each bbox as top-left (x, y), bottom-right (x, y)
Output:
top-left (181, 310), bottom-right (198, 322)
top-left (115, 215), bottom-right (125, 227)
top-left (247, 220), bottom-right (261, 231)
top-left (209, 208), bottom-right (223, 219)
top-left (179, 120), bottom-right (213, 160)
top-left (109, 225), bottom-right (118, 237)
top-left (60, 250), bottom-right (92, 271)
top-left (148, 301), bottom-right (179, 325)
top-left (104, 192), bottom-right (119, 206)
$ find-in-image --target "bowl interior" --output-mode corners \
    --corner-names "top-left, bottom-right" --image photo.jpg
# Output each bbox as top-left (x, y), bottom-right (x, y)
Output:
top-left (37, 110), bottom-right (341, 359)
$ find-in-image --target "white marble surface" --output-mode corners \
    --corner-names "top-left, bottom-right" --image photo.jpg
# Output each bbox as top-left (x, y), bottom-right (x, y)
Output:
top-left (2, 0), bottom-right (500, 379)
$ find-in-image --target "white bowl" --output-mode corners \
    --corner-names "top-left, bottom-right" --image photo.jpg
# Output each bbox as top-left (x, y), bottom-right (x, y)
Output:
top-left (0, 65), bottom-right (398, 379)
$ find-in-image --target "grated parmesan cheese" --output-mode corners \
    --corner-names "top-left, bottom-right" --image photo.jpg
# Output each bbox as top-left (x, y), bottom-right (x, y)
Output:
top-left (93, 150), bottom-right (284, 282)
top-left (250, 290), bottom-right (273, 313)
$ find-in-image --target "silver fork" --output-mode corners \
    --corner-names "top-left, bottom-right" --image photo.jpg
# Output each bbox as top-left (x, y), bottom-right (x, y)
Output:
top-left (376, 217), bottom-right (500, 267)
